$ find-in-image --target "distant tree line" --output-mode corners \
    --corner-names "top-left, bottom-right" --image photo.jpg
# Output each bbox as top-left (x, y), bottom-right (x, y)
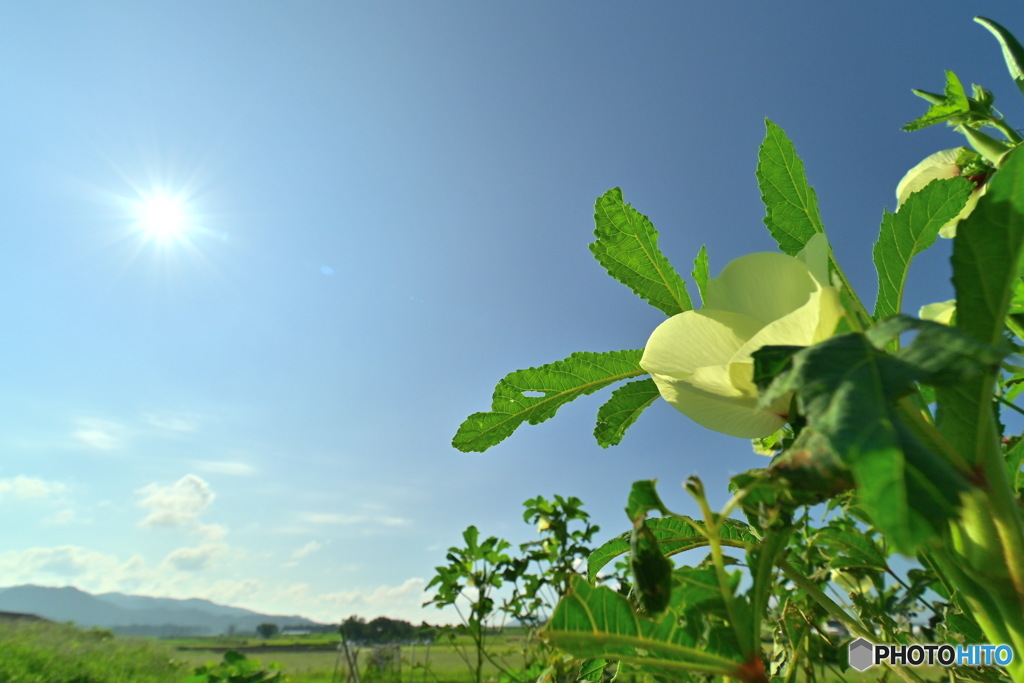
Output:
top-left (339, 615), bottom-right (438, 643)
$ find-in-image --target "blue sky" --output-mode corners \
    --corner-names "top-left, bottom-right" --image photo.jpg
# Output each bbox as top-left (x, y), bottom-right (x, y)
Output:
top-left (1, 3), bottom-right (1022, 624)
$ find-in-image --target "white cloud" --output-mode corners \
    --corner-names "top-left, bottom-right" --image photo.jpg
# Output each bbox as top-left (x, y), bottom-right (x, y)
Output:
top-left (162, 543), bottom-right (228, 572)
top-left (194, 522), bottom-right (228, 542)
top-left (0, 543), bottom-right (448, 625)
top-left (283, 578), bottom-right (447, 623)
top-left (0, 476), bottom-right (66, 500)
top-left (72, 419), bottom-right (124, 451)
top-left (292, 541), bottom-right (322, 560)
top-left (194, 460), bottom-right (256, 476)
top-left (298, 512), bottom-right (409, 527)
top-left (204, 579), bottom-right (262, 606)
top-left (137, 474), bottom-right (215, 529)
top-left (0, 546), bottom-right (154, 591)
top-left (42, 508), bottom-right (77, 525)
top-left (300, 512), bottom-right (363, 525)
top-left (143, 411), bottom-right (201, 433)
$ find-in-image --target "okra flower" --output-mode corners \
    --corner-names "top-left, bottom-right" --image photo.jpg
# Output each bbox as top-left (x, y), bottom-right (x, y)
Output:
top-left (639, 236), bottom-right (843, 439)
top-left (919, 299), bottom-right (956, 325)
top-left (896, 148), bottom-right (986, 238)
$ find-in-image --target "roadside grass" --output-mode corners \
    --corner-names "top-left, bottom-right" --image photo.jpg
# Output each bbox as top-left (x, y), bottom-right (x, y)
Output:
top-left (0, 619), bottom-right (185, 683)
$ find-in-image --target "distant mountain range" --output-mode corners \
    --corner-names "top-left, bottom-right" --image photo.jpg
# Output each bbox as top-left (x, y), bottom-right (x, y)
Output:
top-left (0, 585), bottom-right (325, 636)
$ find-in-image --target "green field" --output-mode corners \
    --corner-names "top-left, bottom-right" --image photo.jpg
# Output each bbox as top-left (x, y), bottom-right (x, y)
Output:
top-left (170, 632), bottom-right (531, 683)
top-left (0, 619), bottom-right (533, 683)
top-left (0, 619), bottom-right (185, 683)
top-left (0, 619), bottom-right (954, 682)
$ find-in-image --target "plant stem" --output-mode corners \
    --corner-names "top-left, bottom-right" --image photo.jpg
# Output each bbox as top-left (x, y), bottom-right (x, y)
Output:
top-left (692, 482), bottom-right (754, 661)
top-left (777, 560), bottom-right (927, 683)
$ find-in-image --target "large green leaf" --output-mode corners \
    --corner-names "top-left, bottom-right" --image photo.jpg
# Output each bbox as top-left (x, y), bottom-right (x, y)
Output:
top-left (938, 148), bottom-right (1024, 464)
top-left (756, 120), bottom-right (825, 256)
top-left (593, 378), bottom-right (659, 448)
top-left (758, 334), bottom-right (969, 553)
top-left (544, 576), bottom-right (741, 678)
top-left (872, 178), bottom-right (973, 320)
top-left (866, 315), bottom-right (1006, 387)
top-left (453, 350), bottom-right (646, 452)
top-left (590, 188), bottom-right (693, 315)
top-left (588, 516), bottom-right (757, 581)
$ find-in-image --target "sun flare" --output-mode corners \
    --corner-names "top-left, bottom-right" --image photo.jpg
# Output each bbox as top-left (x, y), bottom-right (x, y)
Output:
top-left (135, 192), bottom-right (192, 242)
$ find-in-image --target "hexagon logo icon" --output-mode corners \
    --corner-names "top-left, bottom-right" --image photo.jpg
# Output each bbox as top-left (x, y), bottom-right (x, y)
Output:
top-left (848, 638), bottom-right (874, 671)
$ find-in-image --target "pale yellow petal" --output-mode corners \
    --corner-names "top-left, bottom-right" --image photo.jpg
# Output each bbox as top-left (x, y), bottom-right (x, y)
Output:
top-left (796, 233), bottom-right (831, 286)
top-left (647, 371), bottom-right (788, 438)
top-left (640, 309), bottom-right (762, 378)
top-left (705, 253), bottom-right (818, 326)
top-left (896, 148), bottom-right (963, 207)
top-left (938, 185), bottom-right (985, 239)
top-left (689, 363), bottom-right (746, 398)
top-left (731, 287), bottom-right (843, 363)
top-left (920, 299), bottom-right (956, 325)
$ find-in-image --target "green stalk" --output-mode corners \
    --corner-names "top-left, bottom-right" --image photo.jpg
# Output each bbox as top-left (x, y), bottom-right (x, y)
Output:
top-left (690, 480), bottom-right (754, 661)
top-left (991, 118), bottom-right (1024, 145)
top-left (925, 548), bottom-right (1024, 681)
top-left (777, 560), bottom-right (926, 683)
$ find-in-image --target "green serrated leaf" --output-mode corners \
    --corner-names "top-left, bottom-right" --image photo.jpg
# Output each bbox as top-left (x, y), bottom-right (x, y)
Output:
top-left (453, 350), bottom-right (647, 452)
top-left (625, 480), bottom-right (671, 523)
top-left (938, 148), bottom-right (1024, 465)
top-left (761, 334), bottom-right (969, 553)
top-left (692, 245), bottom-right (709, 306)
top-left (976, 16), bottom-right (1024, 97)
top-left (867, 315), bottom-right (1006, 387)
top-left (751, 345), bottom-right (803, 393)
top-left (590, 188), bottom-right (693, 315)
top-left (577, 659), bottom-right (607, 682)
top-left (588, 516), bottom-right (757, 581)
top-left (816, 527), bottom-right (887, 573)
top-left (902, 70), bottom-right (971, 132)
top-left (594, 378), bottom-right (658, 448)
top-left (544, 576), bottom-right (740, 678)
top-left (756, 120), bottom-right (825, 256)
top-left (872, 178), bottom-right (974, 320)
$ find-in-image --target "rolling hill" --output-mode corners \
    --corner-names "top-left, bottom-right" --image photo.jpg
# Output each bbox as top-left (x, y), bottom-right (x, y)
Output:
top-left (0, 584), bottom-right (324, 636)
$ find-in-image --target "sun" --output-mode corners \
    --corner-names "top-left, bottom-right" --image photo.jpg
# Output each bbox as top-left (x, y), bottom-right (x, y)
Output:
top-left (134, 191), bottom-right (192, 242)
top-left (136, 192), bottom-right (189, 240)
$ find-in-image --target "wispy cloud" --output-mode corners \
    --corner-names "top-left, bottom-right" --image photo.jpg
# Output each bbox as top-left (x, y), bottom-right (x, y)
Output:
top-left (162, 543), bottom-right (228, 572)
top-left (298, 512), bottom-right (409, 527)
top-left (143, 411), bottom-right (201, 434)
top-left (72, 419), bottom-right (124, 451)
top-left (292, 540), bottom-right (323, 560)
top-left (137, 475), bottom-right (216, 529)
top-left (194, 460), bottom-right (256, 476)
top-left (42, 508), bottom-right (78, 526)
top-left (0, 476), bottom-right (66, 500)
top-left (299, 513), bottom-right (363, 526)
